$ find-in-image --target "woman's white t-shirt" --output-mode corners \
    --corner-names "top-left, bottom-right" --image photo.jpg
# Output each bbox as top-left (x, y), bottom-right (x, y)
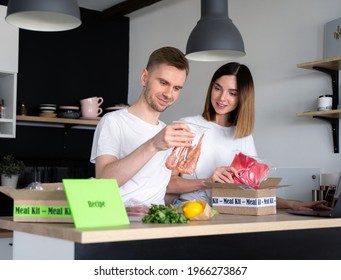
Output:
top-left (179, 115), bottom-right (257, 203)
top-left (90, 108), bottom-right (171, 206)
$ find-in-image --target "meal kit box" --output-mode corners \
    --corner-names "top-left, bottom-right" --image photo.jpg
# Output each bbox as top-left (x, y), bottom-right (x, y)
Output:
top-left (0, 183), bottom-right (72, 223)
top-left (208, 178), bottom-right (283, 216)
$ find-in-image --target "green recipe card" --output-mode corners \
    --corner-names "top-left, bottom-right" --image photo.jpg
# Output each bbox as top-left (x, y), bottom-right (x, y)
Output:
top-left (62, 178), bottom-right (129, 229)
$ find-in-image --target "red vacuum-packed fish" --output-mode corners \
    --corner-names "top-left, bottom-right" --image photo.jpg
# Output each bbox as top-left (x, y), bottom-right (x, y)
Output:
top-left (230, 152), bottom-right (270, 189)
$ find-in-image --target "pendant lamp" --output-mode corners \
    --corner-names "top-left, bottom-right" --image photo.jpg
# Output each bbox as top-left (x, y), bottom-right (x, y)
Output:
top-left (5, 0), bottom-right (81, 32)
top-left (186, 0), bottom-right (245, 61)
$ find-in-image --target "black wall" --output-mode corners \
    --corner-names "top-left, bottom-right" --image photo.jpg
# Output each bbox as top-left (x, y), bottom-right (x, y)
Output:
top-left (17, 8), bottom-right (129, 114)
top-left (0, 8), bottom-right (129, 187)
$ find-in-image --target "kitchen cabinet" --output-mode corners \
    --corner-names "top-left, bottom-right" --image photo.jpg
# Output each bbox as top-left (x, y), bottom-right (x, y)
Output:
top-left (0, 72), bottom-right (17, 138)
top-left (16, 116), bottom-right (99, 150)
top-left (0, 5), bottom-right (19, 139)
top-left (0, 230), bottom-right (13, 260)
top-left (297, 56), bottom-right (341, 153)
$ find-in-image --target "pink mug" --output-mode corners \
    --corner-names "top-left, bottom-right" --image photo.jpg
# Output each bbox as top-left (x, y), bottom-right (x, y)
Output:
top-left (80, 96), bottom-right (104, 118)
top-left (80, 96), bottom-right (103, 107)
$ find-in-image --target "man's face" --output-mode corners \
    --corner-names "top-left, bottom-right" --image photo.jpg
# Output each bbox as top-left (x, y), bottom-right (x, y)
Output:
top-left (141, 64), bottom-right (187, 112)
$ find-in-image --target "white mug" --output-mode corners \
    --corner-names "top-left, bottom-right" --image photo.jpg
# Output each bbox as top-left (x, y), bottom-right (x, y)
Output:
top-left (317, 95), bottom-right (332, 111)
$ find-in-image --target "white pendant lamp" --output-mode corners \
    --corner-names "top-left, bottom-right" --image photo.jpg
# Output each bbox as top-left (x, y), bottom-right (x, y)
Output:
top-left (186, 0), bottom-right (245, 61)
top-left (5, 0), bottom-right (81, 32)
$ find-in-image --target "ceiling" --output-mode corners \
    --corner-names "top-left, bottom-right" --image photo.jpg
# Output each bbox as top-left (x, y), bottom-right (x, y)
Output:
top-left (0, 1), bottom-right (163, 18)
top-left (77, 0), bottom-right (163, 17)
top-left (78, 0), bottom-right (127, 11)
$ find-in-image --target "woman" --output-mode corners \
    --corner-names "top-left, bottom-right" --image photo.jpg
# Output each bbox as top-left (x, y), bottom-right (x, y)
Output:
top-left (167, 62), bottom-right (328, 211)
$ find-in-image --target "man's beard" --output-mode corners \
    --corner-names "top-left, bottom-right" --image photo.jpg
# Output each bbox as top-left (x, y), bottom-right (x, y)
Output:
top-left (144, 89), bottom-right (171, 113)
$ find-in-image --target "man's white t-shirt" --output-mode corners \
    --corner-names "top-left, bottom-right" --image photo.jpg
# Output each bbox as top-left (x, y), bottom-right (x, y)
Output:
top-left (179, 115), bottom-right (257, 203)
top-left (90, 108), bottom-right (171, 206)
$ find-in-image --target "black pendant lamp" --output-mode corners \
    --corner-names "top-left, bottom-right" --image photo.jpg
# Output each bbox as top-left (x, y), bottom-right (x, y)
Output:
top-left (186, 0), bottom-right (245, 61)
top-left (5, 0), bottom-right (81, 32)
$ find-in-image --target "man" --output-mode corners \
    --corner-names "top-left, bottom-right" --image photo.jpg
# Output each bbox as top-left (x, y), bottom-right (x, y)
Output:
top-left (90, 46), bottom-right (194, 206)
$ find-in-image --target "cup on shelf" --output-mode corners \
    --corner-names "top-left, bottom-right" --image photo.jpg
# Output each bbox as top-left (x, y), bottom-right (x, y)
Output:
top-left (317, 95), bottom-right (332, 111)
top-left (18, 101), bottom-right (27, 116)
top-left (80, 96), bottom-right (104, 119)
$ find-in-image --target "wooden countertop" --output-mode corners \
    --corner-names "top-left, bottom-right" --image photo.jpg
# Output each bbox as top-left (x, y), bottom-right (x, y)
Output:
top-left (1, 211), bottom-right (341, 244)
top-left (16, 115), bottom-right (99, 126)
top-left (0, 229), bottom-right (12, 238)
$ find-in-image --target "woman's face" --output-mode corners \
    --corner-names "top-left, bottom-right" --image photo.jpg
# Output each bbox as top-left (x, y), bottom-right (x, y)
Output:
top-left (211, 75), bottom-right (239, 116)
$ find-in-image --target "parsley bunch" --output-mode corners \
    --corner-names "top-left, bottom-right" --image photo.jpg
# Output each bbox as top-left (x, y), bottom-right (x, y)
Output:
top-left (142, 204), bottom-right (189, 224)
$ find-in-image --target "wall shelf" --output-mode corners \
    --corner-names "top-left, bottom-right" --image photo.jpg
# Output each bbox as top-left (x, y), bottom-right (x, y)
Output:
top-left (297, 56), bottom-right (341, 71)
top-left (297, 56), bottom-right (341, 153)
top-left (16, 115), bottom-right (99, 130)
top-left (297, 109), bottom-right (341, 118)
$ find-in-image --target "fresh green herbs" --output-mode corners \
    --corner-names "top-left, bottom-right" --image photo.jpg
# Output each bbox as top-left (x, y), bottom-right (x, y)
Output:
top-left (142, 204), bottom-right (189, 224)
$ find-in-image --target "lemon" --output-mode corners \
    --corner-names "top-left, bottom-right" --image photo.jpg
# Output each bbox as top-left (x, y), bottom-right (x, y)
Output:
top-left (183, 201), bottom-right (204, 219)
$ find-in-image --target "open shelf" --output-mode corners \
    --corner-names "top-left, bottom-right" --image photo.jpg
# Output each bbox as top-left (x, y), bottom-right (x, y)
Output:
top-left (297, 56), bottom-right (341, 153)
top-left (297, 56), bottom-right (341, 71)
top-left (297, 109), bottom-right (341, 118)
top-left (16, 115), bottom-right (99, 129)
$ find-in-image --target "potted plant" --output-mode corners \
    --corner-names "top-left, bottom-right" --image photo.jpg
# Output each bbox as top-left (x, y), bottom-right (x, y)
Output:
top-left (0, 154), bottom-right (25, 188)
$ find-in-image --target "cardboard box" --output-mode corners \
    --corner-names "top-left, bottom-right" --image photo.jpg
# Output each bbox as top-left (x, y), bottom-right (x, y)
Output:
top-left (209, 178), bottom-right (283, 216)
top-left (0, 183), bottom-right (72, 223)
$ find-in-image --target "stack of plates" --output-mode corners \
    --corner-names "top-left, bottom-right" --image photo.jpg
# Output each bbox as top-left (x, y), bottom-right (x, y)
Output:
top-left (105, 104), bottom-right (129, 112)
top-left (39, 104), bottom-right (57, 118)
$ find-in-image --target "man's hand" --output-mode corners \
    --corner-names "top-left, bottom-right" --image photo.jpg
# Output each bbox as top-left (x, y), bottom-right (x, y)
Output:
top-left (150, 122), bottom-right (195, 151)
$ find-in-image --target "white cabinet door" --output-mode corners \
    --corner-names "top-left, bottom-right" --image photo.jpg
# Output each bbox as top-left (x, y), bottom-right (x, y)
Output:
top-left (0, 237), bottom-right (13, 260)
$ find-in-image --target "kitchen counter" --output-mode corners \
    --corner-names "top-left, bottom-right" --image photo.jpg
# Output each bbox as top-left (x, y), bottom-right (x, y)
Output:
top-left (1, 211), bottom-right (341, 260)
top-left (0, 229), bottom-right (12, 238)
top-left (0, 210), bottom-right (340, 243)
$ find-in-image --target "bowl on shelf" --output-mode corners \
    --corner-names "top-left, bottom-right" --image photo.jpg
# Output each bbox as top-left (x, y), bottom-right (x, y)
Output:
top-left (58, 106), bottom-right (80, 119)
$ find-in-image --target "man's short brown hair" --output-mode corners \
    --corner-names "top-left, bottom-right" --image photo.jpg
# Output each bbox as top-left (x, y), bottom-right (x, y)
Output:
top-left (146, 46), bottom-right (189, 76)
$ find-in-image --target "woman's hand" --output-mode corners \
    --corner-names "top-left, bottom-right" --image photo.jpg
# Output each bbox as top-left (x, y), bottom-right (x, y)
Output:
top-left (289, 200), bottom-right (331, 211)
top-left (277, 197), bottom-right (331, 210)
top-left (206, 166), bottom-right (238, 184)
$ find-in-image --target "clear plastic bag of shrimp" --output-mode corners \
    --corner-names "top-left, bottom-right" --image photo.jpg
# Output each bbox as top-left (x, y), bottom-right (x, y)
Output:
top-left (165, 121), bottom-right (208, 175)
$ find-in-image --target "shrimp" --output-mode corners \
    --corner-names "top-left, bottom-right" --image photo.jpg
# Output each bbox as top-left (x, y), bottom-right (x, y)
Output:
top-left (165, 146), bottom-right (186, 170)
top-left (165, 128), bottom-right (205, 174)
top-left (177, 134), bottom-right (204, 174)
